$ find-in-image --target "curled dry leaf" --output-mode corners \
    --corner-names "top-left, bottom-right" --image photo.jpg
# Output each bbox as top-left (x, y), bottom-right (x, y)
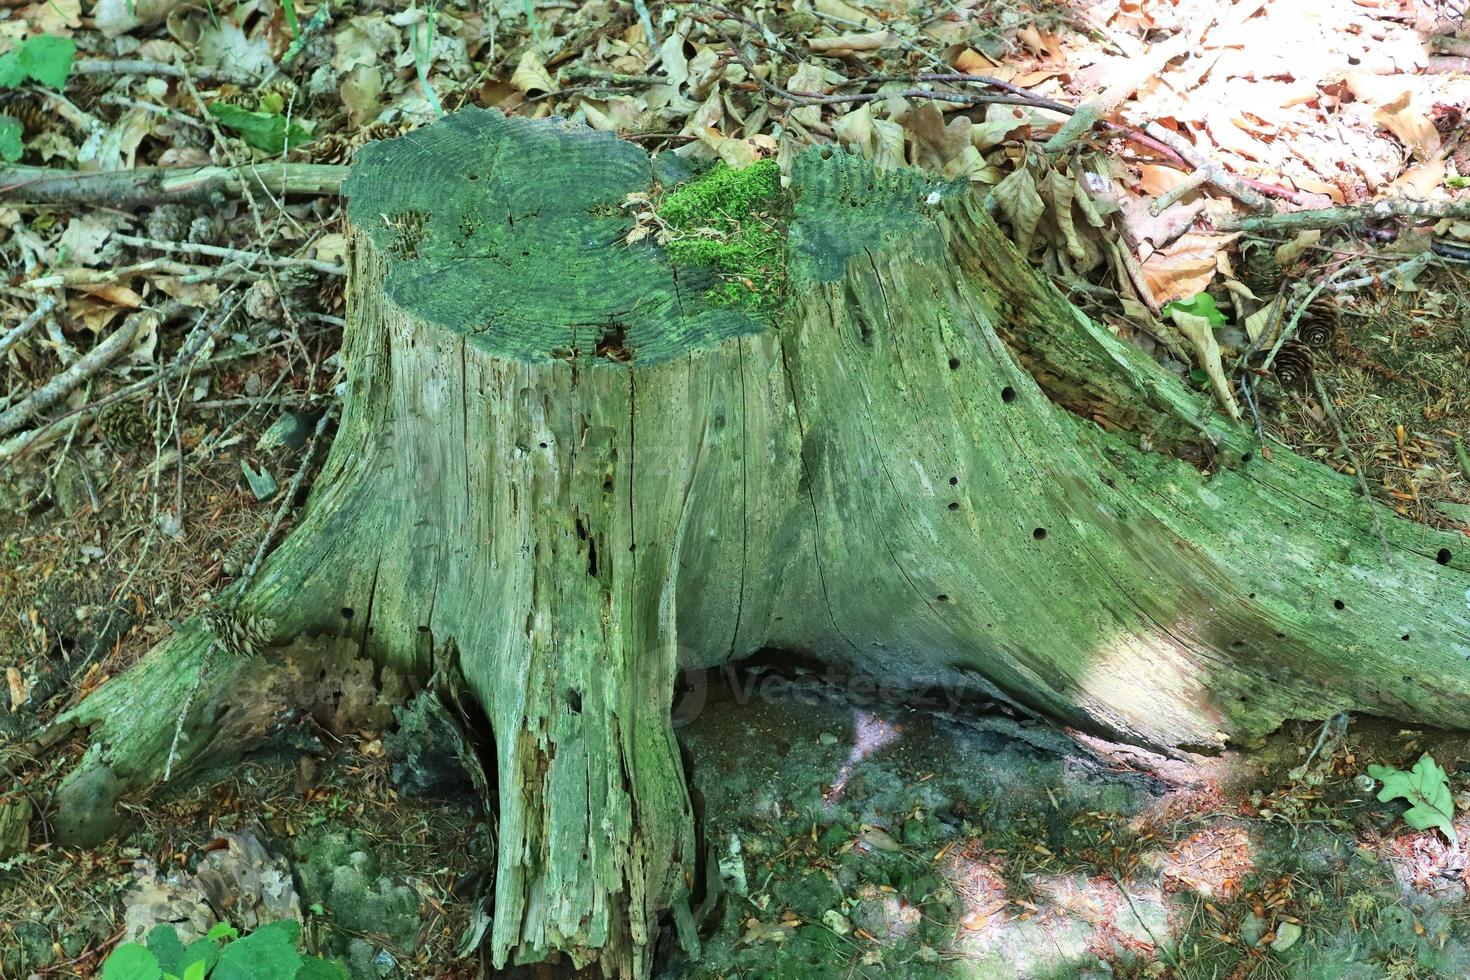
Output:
top-left (1169, 307), bottom-right (1241, 420)
top-left (992, 166), bottom-right (1044, 255)
top-left (808, 31), bottom-right (894, 56)
top-left (1140, 233), bottom-right (1229, 306)
top-left (6, 666), bottom-right (27, 713)
top-left (511, 51), bottom-right (556, 96)
top-left (94, 0), bottom-right (187, 38)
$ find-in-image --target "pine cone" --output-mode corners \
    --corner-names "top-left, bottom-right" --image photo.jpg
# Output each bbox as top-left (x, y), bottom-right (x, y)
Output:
top-left (201, 603), bottom-right (274, 658)
top-left (1299, 296), bottom-right (1340, 349)
top-left (1270, 341), bottom-right (1315, 391)
top-left (1238, 239), bottom-right (1281, 296)
top-left (0, 92), bottom-right (47, 137)
top-left (97, 399), bottom-right (150, 450)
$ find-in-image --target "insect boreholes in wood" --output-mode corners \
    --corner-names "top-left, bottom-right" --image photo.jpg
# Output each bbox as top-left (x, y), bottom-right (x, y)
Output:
top-left (575, 516), bottom-right (599, 577)
top-left (595, 322), bottom-right (633, 363)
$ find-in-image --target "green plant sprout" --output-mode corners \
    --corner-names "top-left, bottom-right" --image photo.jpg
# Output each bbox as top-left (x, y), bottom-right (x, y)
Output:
top-left (101, 920), bottom-right (345, 980)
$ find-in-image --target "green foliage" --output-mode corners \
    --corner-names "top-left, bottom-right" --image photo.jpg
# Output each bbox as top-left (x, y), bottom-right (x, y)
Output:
top-left (0, 34), bottom-right (76, 90)
top-left (0, 116), bottom-right (20, 163)
top-left (1162, 292), bottom-right (1227, 328)
top-left (658, 159), bottom-right (787, 314)
top-left (207, 102), bottom-right (312, 154)
top-left (1368, 753), bottom-right (1457, 842)
top-left (100, 920), bottom-right (345, 980)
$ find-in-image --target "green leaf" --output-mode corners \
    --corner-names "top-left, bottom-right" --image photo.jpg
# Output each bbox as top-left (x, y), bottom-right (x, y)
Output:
top-left (206, 922), bottom-right (239, 943)
top-left (1162, 292), bottom-right (1227, 329)
top-left (0, 116), bottom-right (20, 163)
top-left (212, 921), bottom-right (303, 980)
top-left (17, 35), bottom-right (75, 89)
top-left (182, 961), bottom-right (208, 980)
top-left (207, 102), bottom-right (312, 154)
top-left (295, 958), bottom-right (350, 980)
top-left (1368, 753), bottom-right (1457, 842)
top-left (102, 942), bottom-right (164, 980)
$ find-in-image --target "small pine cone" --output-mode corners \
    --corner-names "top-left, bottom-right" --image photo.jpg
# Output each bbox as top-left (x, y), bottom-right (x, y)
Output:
top-left (221, 537), bottom-right (257, 578)
top-left (1270, 341), bottom-right (1315, 391)
top-left (357, 120), bottom-right (401, 147)
top-left (97, 399), bottom-right (151, 450)
top-left (275, 265), bottom-right (322, 306)
top-left (211, 85), bottom-right (258, 110)
top-left (0, 92), bottom-right (47, 137)
top-left (1238, 239), bottom-right (1281, 296)
top-left (307, 132), bottom-right (353, 164)
top-left (144, 203), bottom-right (193, 243)
top-left (1298, 296), bottom-right (1340, 349)
top-left (201, 603), bottom-right (274, 658)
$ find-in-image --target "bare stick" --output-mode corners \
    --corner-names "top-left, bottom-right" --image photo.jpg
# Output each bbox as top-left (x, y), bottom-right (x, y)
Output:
top-left (1219, 198), bottom-right (1470, 234)
top-left (0, 163), bottom-right (348, 209)
top-left (1142, 123), bottom-right (1274, 214)
top-left (113, 233), bottom-right (346, 276)
top-left (71, 59), bottom-right (261, 86)
top-left (0, 295), bottom-right (57, 357)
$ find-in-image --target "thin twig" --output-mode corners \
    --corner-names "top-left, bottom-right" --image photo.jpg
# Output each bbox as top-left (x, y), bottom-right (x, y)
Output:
top-left (71, 59), bottom-right (262, 86)
top-left (0, 295), bottom-right (57, 356)
top-left (1218, 198), bottom-right (1470, 234)
top-left (113, 233), bottom-right (345, 276)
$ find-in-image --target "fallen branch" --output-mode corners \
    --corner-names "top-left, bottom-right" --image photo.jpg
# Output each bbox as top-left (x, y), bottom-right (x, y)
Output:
top-left (1218, 198), bottom-right (1470, 233)
top-left (113, 233), bottom-right (346, 276)
top-left (71, 59), bottom-right (261, 86)
top-left (0, 301), bottom-right (186, 439)
top-left (0, 163), bottom-right (349, 209)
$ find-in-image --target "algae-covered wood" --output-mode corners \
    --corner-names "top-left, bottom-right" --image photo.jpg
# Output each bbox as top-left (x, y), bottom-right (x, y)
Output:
top-left (40, 109), bottom-right (1470, 978)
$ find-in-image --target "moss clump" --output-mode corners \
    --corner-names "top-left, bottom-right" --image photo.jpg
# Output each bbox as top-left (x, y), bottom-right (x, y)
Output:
top-left (657, 158), bottom-right (786, 315)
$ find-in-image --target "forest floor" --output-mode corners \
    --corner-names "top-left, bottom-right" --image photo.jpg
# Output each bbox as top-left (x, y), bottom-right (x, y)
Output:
top-left (2, 0), bottom-right (1470, 976)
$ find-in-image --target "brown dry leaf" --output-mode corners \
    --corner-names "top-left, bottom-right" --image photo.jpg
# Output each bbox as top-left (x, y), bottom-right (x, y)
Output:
top-left (1288, 176), bottom-right (1345, 205)
top-left (511, 50), bottom-right (556, 96)
top-left (94, 0), bottom-right (185, 38)
top-left (155, 276), bottom-right (221, 308)
top-left (788, 62), bottom-right (827, 126)
top-left (992, 166), bottom-right (1044, 255)
top-left (1137, 164), bottom-right (1191, 197)
top-left (808, 31), bottom-right (893, 56)
top-left (1274, 230), bottom-right (1321, 266)
top-left (699, 128), bottom-right (761, 169)
top-left (340, 65), bottom-right (383, 129)
top-left (900, 103), bottom-right (971, 173)
top-left (81, 284), bottom-right (146, 309)
top-left (1041, 170), bottom-right (1086, 261)
top-left (1373, 95), bottom-right (1442, 162)
top-left (1390, 157), bottom-right (1446, 197)
top-left (953, 48), bottom-right (996, 74)
top-left (1140, 233), bottom-right (1225, 306)
top-left (5, 667), bottom-right (26, 713)
top-left (815, 0), bottom-right (879, 25)
top-left (25, 0), bottom-right (81, 32)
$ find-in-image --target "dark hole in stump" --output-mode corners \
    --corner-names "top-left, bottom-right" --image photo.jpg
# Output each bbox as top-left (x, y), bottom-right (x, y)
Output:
top-left (1001, 386), bottom-right (1017, 403)
top-left (1033, 527), bottom-right (1048, 540)
top-left (948, 357), bottom-right (961, 370)
top-left (341, 607), bottom-right (354, 619)
top-left (1436, 548), bottom-right (1452, 565)
top-left (1333, 599), bottom-right (1345, 610)
top-left (948, 502), bottom-right (960, 511)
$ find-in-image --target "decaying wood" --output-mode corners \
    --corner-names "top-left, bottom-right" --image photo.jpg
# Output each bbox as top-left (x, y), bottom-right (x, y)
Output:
top-left (35, 110), bottom-right (1470, 979)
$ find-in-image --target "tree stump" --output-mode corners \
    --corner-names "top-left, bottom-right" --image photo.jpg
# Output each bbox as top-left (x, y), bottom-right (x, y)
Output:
top-left (38, 109), bottom-right (1470, 977)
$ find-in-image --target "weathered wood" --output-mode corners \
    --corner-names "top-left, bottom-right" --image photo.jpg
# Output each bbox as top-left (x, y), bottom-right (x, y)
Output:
top-left (39, 110), bottom-right (1470, 978)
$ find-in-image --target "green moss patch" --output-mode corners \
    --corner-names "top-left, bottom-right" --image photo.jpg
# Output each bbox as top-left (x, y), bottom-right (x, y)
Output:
top-left (657, 159), bottom-right (787, 315)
